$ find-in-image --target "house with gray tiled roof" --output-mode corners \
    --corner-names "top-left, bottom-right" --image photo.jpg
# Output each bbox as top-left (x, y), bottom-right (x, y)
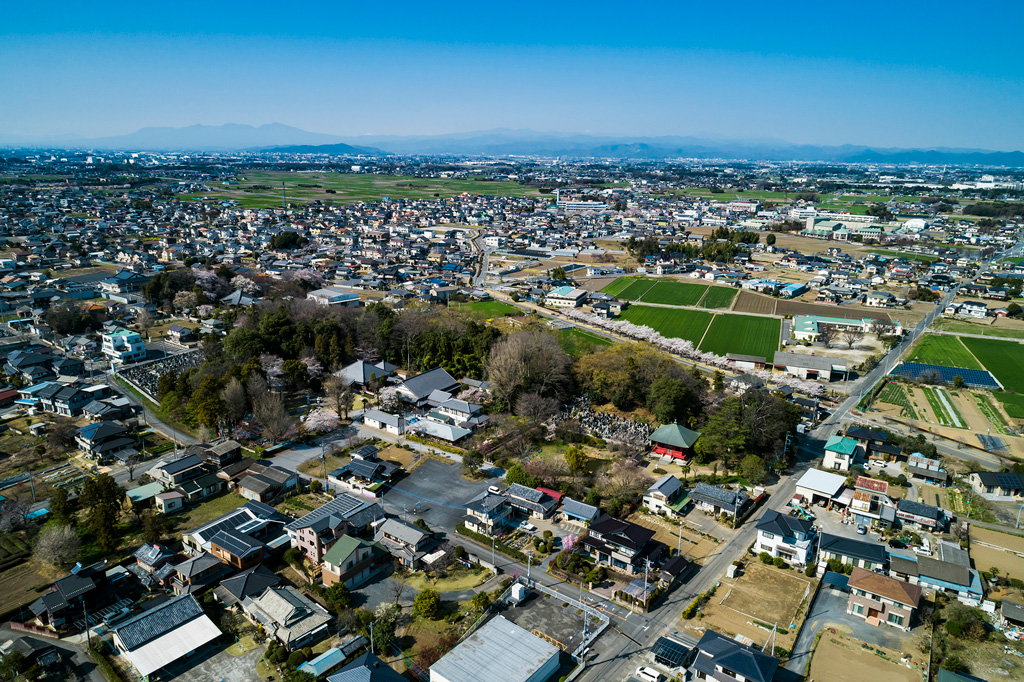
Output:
top-left (111, 594), bottom-right (221, 679)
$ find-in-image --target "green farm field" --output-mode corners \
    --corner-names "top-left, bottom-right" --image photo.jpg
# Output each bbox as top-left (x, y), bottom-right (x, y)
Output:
top-left (618, 305), bottom-right (713, 345)
top-left (996, 392), bottom-right (1024, 420)
top-left (640, 280), bottom-right (708, 306)
top-left (463, 300), bottom-right (519, 318)
top-left (962, 337), bottom-right (1024, 393)
top-left (186, 170), bottom-right (544, 208)
top-left (909, 334), bottom-right (982, 369)
top-left (699, 286), bottom-right (738, 309)
top-left (698, 314), bottom-right (781, 361)
top-left (601, 277), bottom-right (637, 296)
top-left (615, 278), bottom-right (657, 301)
top-left (558, 328), bottom-right (611, 357)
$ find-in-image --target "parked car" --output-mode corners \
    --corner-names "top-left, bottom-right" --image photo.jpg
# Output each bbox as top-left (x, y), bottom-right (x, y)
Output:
top-left (888, 539), bottom-right (907, 549)
top-left (856, 525), bottom-right (867, 535)
top-left (635, 667), bottom-right (665, 682)
top-left (518, 521), bottom-right (537, 533)
top-left (488, 485), bottom-right (503, 495)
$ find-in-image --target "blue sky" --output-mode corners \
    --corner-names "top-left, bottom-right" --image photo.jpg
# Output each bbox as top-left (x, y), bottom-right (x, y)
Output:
top-left (2, 1), bottom-right (1023, 149)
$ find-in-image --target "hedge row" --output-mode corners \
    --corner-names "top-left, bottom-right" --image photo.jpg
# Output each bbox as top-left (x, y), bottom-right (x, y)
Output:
top-left (455, 524), bottom-right (528, 563)
top-left (406, 435), bottom-right (465, 455)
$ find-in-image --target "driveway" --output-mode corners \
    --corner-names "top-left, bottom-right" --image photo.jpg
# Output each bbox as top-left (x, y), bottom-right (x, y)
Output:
top-left (785, 584), bottom-right (913, 672)
top-left (380, 459), bottom-right (496, 534)
top-left (160, 639), bottom-right (263, 682)
top-left (0, 626), bottom-right (105, 682)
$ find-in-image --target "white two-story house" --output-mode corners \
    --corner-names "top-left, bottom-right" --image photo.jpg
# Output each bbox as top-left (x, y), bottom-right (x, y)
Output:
top-left (643, 475), bottom-right (689, 519)
top-left (755, 510), bottom-right (816, 566)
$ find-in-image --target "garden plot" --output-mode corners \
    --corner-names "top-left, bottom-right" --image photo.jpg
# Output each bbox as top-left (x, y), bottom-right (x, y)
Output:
top-left (970, 527), bottom-right (1024, 580)
top-left (682, 561), bottom-right (813, 650)
top-left (623, 512), bottom-right (718, 561)
top-left (808, 631), bottom-right (923, 682)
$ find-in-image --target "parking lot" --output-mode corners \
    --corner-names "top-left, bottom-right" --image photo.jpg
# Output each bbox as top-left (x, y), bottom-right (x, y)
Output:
top-left (381, 458), bottom-right (496, 533)
top-left (158, 640), bottom-right (262, 682)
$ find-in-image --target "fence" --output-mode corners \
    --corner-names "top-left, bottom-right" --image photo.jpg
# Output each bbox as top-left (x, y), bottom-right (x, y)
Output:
top-left (9, 621), bottom-right (60, 638)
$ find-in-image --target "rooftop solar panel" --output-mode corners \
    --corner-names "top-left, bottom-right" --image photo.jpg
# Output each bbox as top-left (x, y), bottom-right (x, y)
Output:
top-left (889, 362), bottom-right (1001, 389)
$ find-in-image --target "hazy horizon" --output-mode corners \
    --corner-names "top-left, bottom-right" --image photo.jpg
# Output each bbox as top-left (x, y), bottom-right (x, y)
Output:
top-left (3, 1), bottom-right (1023, 150)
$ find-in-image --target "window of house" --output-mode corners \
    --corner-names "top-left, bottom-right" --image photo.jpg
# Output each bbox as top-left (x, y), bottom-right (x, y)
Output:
top-left (887, 613), bottom-right (903, 626)
top-left (762, 532), bottom-right (775, 540)
top-left (852, 604), bottom-right (864, 615)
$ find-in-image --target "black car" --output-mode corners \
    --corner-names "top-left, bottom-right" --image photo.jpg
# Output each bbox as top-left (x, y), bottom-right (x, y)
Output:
top-left (888, 539), bottom-right (906, 549)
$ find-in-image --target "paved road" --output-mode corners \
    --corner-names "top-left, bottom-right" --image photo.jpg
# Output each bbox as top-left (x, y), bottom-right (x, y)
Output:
top-left (107, 375), bottom-right (198, 447)
top-left (0, 625), bottom-right (106, 682)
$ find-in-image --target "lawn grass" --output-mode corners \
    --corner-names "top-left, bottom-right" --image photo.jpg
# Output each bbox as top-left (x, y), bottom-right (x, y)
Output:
top-left (617, 305), bottom-right (713, 345)
top-left (558, 328), bottom-right (611, 357)
top-left (699, 286), bottom-right (738, 309)
top-left (462, 300), bottom-right (518, 318)
top-left (908, 334), bottom-right (982, 369)
top-left (600, 277), bottom-right (637, 296)
top-left (995, 392), bottom-right (1024, 419)
top-left (961, 336), bottom-right (1024, 393)
top-left (397, 565), bottom-right (491, 592)
top-left (637, 281), bottom-right (708, 306)
top-left (167, 493), bottom-right (248, 536)
top-left (698, 314), bottom-right (781, 362)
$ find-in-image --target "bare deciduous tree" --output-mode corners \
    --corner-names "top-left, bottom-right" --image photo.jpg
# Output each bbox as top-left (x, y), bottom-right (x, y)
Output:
top-left (323, 375), bottom-right (355, 419)
top-left (248, 374), bottom-right (294, 443)
top-left (125, 454), bottom-right (142, 481)
top-left (220, 376), bottom-right (247, 425)
top-left (841, 328), bottom-right (865, 349)
top-left (817, 325), bottom-right (836, 348)
top-left (487, 331), bottom-right (573, 411)
top-left (137, 309), bottom-right (154, 338)
top-left (34, 523), bottom-right (80, 569)
top-left (514, 392), bottom-right (560, 423)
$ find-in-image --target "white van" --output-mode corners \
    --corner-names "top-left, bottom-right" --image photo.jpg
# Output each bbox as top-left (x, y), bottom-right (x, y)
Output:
top-left (635, 666), bottom-right (664, 682)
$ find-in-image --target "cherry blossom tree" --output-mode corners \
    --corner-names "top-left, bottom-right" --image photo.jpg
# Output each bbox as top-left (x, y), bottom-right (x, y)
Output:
top-left (260, 354), bottom-right (284, 378)
top-left (304, 408), bottom-right (340, 434)
top-left (231, 275), bottom-right (261, 295)
top-left (378, 386), bottom-right (400, 412)
top-left (300, 354), bottom-right (323, 378)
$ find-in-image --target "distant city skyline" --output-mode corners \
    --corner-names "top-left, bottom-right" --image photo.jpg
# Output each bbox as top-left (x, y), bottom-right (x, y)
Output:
top-left (3, 1), bottom-right (1023, 150)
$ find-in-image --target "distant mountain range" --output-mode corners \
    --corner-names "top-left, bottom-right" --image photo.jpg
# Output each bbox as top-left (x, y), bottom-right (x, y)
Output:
top-left (2, 123), bottom-right (1023, 166)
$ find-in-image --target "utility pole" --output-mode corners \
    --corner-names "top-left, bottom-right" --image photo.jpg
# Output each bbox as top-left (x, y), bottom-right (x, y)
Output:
top-left (491, 535), bottom-right (496, 567)
top-left (282, 181), bottom-right (286, 211)
top-left (527, 551), bottom-right (533, 584)
top-left (83, 601), bottom-right (92, 650)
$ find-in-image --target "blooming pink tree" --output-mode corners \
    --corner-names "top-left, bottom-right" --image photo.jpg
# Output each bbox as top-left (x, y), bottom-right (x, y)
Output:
top-left (304, 408), bottom-right (340, 434)
top-left (377, 386), bottom-right (400, 412)
top-left (260, 354), bottom-right (284, 378)
top-left (300, 354), bottom-right (323, 378)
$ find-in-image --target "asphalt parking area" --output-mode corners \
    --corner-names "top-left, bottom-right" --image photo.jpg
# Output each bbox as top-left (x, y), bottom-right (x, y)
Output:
top-left (158, 640), bottom-right (262, 682)
top-left (381, 459), bottom-right (496, 534)
top-left (785, 584), bottom-right (914, 672)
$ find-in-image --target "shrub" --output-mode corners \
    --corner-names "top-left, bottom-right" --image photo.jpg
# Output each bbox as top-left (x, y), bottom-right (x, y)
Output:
top-left (543, 530), bottom-right (553, 539)
top-left (286, 651), bottom-right (307, 669)
top-left (944, 621), bottom-right (964, 637)
top-left (453, 546), bottom-right (466, 559)
top-left (773, 557), bottom-right (788, 569)
top-left (759, 552), bottom-right (773, 564)
top-left (682, 597), bottom-right (701, 619)
top-left (415, 589), bottom-right (442, 619)
top-left (804, 564), bottom-right (816, 577)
